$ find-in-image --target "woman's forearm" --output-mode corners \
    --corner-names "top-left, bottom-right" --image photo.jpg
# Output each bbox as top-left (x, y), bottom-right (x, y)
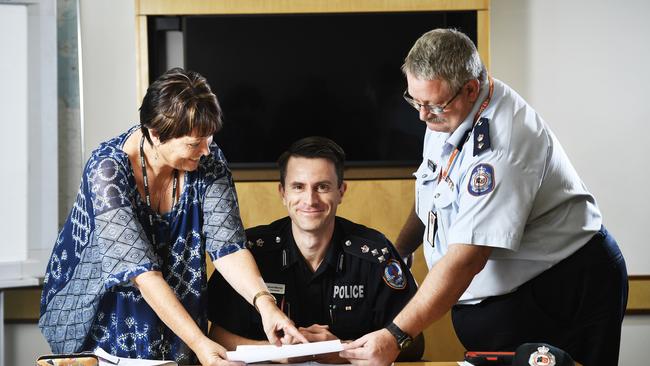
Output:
top-left (213, 249), bottom-right (269, 305)
top-left (134, 271), bottom-right (206, 350)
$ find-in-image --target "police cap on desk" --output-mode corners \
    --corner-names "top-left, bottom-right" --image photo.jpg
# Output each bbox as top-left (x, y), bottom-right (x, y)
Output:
top-left (513, 343), bottom-right (575, 366)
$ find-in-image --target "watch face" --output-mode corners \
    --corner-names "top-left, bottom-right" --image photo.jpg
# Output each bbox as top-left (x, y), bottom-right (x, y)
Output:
top-left (399, 338), bottom-right (412, 350)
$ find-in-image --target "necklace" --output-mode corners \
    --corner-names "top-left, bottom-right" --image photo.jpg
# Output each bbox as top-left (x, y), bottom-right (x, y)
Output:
top-left (139, 135), bottom-right (178, 246)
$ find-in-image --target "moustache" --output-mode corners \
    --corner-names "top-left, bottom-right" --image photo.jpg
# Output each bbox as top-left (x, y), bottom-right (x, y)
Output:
top-left (424, 116), bottom-right (447, 124)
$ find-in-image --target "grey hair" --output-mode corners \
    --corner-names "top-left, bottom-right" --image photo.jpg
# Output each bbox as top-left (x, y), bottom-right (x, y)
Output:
top-left (402, 29), bottom-right (486, 92)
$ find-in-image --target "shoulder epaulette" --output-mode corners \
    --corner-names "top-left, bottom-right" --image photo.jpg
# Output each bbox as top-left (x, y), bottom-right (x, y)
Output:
top-left (473, 117), bottom-right (491, 157)
top-left (244, 217), bottom-right (290, 252)
top-left (337, 218), bottom-right (396, 265)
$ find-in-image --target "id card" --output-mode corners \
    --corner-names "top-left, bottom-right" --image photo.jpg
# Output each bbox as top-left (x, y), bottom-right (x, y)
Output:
top-left (426, 210), bottom-right (437, 247)
top-left (266, 282), bottom-right (286, 295)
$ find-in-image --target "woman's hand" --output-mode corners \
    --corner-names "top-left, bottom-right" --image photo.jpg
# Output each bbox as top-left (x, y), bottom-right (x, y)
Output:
top-left (256, 296), bottom-right (308, 346)
top-left (193, 336), bottom-right (244, 366)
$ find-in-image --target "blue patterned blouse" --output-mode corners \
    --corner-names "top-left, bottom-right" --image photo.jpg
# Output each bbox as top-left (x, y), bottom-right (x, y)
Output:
top-left (39, 126), bottom-right (247, 364)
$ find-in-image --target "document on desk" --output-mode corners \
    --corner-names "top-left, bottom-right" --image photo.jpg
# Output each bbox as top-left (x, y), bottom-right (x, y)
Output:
top-left (94, 347), bottom-right (177, 365)
top-left (226, 339), bottom-right (344, 363)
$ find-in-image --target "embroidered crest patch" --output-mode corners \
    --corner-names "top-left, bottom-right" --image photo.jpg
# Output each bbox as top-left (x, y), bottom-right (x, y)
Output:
top-left (528, 345), bottom-right (556, 366)
top-left (468, 163), bottom-right (495, 196)
top-left (383, 259), bottom-right (407, 290)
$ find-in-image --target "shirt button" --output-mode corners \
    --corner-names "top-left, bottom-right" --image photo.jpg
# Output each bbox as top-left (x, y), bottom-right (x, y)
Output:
top-left (434, 193), bottom-right (440, 199)
top-left (422, 173), bottom-right (428, 178)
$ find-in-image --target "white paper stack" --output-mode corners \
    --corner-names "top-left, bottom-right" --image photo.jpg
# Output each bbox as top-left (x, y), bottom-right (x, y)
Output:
top-left (94, 347), bottom-right (177, 366)
top-left (226, 339), bottom-right (344, 363)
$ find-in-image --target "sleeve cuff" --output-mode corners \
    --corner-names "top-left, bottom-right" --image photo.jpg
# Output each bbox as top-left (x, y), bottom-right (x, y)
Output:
top-left (207, 241), bottom-right (246, 262)
top-left (104, 262), bottom-right (161, 290)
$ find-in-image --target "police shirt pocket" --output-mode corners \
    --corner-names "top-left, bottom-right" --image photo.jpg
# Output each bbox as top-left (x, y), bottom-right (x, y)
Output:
top-left (432, 184), bottom-right (454, 209)
top-left (414, 162), bottom-right (439, 220)
top-left (431, 185), bottom-right (455, 243)
top-left (330, 300), bottom-right (371, 340)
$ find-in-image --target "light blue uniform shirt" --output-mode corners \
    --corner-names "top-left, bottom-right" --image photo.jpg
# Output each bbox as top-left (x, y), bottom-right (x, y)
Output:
top-left (415, 78), bottom-right (602, 303)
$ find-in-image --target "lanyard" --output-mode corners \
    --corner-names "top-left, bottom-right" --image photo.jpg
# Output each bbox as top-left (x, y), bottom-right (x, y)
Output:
top-left (139, 135), bottom-right (178, 246)
top-left (438, 76), bottom-right (494, 184)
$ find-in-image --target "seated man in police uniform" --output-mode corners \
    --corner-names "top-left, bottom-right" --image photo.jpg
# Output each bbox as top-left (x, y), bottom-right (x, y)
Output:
top-left (207, 136), bottom-right (423, 363)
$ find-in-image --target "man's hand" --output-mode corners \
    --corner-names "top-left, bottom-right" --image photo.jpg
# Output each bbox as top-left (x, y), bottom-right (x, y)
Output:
top-left (298, 324), bottom-right (338, 342)
top-left (288, 324), bottom-right (347, 364)
top-left (257, 297), bottom-right (308, 345)
top-left (339, 328), bottom-right (399, 366)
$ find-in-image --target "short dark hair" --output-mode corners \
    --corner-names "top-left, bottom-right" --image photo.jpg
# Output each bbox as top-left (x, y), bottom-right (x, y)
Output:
top-left (139, 67), bottom-right (222, 144)
top-left (278, 136), bottom-right (346, 187)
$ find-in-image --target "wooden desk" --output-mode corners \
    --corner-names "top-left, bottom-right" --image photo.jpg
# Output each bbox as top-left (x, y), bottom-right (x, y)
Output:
top-left (396, 363), bottom-right (461, 365)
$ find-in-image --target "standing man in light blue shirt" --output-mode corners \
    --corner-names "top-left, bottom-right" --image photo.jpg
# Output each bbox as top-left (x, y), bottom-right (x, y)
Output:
top-left (341, 28), bottom-right (628, 366)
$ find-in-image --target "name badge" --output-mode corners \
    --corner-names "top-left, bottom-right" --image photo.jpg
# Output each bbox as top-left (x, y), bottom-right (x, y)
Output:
top-left (266, 282), bottom-right (286, 295)
top-left (427, 210), bottom-right (437, 247)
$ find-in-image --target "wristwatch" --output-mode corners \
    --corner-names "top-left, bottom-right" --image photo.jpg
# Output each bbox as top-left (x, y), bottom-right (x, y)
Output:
top-left (385, 322), bottom-right (413, 350)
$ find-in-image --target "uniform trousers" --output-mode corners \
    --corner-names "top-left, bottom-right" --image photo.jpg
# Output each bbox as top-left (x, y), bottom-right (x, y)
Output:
top-left (451, 226), bottom-right (628, 366)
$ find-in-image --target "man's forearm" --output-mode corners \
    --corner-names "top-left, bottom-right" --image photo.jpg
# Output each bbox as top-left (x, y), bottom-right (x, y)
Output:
top-left (392, 243), bottom-right (491, 338)
top-left (395, 204), bottom-right (425, 257)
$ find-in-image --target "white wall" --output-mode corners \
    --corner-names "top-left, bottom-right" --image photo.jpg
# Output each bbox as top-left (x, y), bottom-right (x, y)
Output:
top-left (79, 0), bottom-right (138, 158)
top-left (0, 4), bottom-right (29, 265)
top-left (491, 0), bottom-right (650, 364)
top-left (491, 0), bottom-right (650, 274)
top-left (0, 0), bottom-right (57, 282)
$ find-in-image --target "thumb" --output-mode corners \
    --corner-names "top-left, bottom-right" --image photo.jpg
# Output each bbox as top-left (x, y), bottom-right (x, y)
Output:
top-left (342, 334), bottom-right (370, 350)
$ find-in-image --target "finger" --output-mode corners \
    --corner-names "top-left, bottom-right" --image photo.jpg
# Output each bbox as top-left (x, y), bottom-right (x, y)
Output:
top-left (339, 347), bottom-right (369, 361)
top-left (283, 324), bottom-right (309, 343)
top-left (266, 328), bottom-right (281, 346)
top-left (297, 331), bottom-right (316, 342)
top-left (224, 361), bottom-right (245, 366)
top-left (281, 333), bottom-right (295, 345)
top-left (347, 359), bottom-right (372, 366)
top-left (299, 327), bottom-right (325, 337)
top-left (342, 335), bottom-right (368, 350)
top-left (301, 324), bottom-right (329, 332)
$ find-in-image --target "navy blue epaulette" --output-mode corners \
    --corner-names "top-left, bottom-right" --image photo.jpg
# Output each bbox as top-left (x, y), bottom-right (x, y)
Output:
top-left (337, 217), bottom-right (396, 265)
top-left (473, 117), bottom-right (491, 157)
top-left (243, 217), bottom-right (290, 253)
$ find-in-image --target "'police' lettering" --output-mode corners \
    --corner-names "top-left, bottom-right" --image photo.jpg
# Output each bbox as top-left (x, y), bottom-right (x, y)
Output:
top-left (333, 285), bottom-right (364, 299)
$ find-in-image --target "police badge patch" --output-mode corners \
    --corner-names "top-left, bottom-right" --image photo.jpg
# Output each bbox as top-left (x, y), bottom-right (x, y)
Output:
top-left (528, 345), bottom-right (556, 366)
top-left (468, 163), bottom-right (495, 196)
top-left (383, 259), bottom-right (407, 290)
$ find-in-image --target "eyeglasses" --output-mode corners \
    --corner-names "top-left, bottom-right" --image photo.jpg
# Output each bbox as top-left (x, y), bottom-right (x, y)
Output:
top-left (403, 86), bottom-right (463, 115)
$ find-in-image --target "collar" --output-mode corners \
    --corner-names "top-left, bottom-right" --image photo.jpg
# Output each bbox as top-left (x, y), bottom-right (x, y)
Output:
top-left (281, 221), bottom-right (343, 274)
top-left (445, 76), bottom-right (491, 150)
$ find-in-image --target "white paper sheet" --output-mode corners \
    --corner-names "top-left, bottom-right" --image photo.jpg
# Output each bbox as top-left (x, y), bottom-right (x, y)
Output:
top-left (254, 363), bottom-right (348, 366)
top-left (226, 340), bottom-right (344, 363)
top-left (94, 347), bottom-right (177, 366)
